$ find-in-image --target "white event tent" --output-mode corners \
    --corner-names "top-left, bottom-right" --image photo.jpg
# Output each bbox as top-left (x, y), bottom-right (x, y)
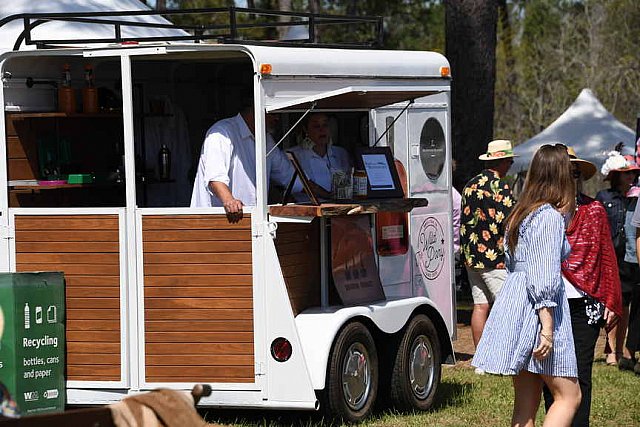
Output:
top-left (0, 0), bottom-right (188, 53)
top-left (512, 88), bottom-right (636, 172)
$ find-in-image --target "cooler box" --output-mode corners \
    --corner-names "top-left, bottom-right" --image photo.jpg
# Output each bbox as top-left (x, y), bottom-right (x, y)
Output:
top-left (0, 272), bottom-right (66, 415)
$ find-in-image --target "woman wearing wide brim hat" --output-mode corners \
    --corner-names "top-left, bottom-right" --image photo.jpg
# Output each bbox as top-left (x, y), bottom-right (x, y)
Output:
top-left (601, 152), bottom-right (640, 182)
top-left (596, 150), bottom-right (640, 370)
top-left (542, 146), bottom-right (622, 425)
top-left (567, 146), bottom-right (597, 180)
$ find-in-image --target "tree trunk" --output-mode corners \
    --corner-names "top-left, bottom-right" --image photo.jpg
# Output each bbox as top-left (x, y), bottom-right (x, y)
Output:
top-left (156, 0), bottom-right (166, 11)
top-left (495, 0), bottom-right (520, 144)
top-left (445, 0), bottom-right (498, 190)
top-left (277, 0), bottom-right (292, 40)
top-left (309, 0), bottom-right (321, 13)
top-left (308, 0), bottom-right (321, 42)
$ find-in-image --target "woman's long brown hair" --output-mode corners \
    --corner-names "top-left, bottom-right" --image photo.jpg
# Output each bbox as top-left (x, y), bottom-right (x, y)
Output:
top-left (505, 144), bottom-right (575, 252)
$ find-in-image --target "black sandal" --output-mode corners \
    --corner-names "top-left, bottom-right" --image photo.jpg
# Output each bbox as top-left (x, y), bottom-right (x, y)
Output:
top-left (618, 357), bottom-right (636, 371)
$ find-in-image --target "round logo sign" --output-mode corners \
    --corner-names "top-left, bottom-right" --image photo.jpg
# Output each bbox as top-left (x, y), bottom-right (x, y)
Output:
top-left (416, 217), bottom-right (445, 280)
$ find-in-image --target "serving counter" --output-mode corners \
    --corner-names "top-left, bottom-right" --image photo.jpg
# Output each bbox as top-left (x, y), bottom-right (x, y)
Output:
top-left (268, 197), bottom-right (427, 217)
top-left (269, 198), bottom-right (428, 311)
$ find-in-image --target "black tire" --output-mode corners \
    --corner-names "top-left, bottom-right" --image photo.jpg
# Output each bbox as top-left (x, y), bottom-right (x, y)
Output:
top-left (389, 314), bottom-right (441, 411)
top-left (322, 321), bottom-right (378, 423)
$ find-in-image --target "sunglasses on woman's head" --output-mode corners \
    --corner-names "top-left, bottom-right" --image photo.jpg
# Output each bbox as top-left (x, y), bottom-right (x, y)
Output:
top-left (541, 143), bottom-right (567, 150)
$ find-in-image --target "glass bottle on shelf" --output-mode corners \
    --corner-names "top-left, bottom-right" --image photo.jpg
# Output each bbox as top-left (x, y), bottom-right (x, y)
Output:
top-left (58, 63), bottom-right (76, 113)
top-left (82, 64), bottom-right (98, 113)
top-left (158, 144), bottom-right (171, 181)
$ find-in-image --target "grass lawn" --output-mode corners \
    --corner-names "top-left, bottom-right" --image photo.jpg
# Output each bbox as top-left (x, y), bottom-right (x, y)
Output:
top-left (202, 358), bottom-right (639, 427)
top-left (201, 304), bottom-right (638, 426)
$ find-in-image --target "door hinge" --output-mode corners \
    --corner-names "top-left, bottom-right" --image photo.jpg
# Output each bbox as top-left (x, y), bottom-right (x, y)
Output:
top-left (255, 362), bottom-right (266, 376)
top-left (252, 221), bottom-right (278, 239)
top-left (0, 224), bottom-right (14, 240)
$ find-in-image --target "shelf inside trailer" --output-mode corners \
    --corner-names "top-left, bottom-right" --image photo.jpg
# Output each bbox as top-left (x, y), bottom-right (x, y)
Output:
top-left (5, 112), bottom-right (125, 207)
top-left (7, 112), bottom-right (121, 119)
top-left (268, 197), bottom-right (427, 217)
top-left (8, 182), bottom-right (122, 191)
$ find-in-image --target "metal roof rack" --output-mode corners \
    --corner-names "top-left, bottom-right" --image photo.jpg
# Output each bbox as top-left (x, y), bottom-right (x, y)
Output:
top-left (0, 7), bottom-right (384, 51)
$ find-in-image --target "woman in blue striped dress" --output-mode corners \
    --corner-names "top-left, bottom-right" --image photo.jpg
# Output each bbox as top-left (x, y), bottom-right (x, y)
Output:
top-left (472, 144), bottom-right (581, 427)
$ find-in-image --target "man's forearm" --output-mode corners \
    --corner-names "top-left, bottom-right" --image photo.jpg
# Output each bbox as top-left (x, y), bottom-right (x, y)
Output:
top-left (209, 181), bottom-right (234, 203)
top-left (209, 181), bottom-right (243, 223)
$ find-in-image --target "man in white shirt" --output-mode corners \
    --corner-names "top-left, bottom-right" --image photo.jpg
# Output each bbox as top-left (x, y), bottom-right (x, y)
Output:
top-left (190, 106), bottom-right (301, 222)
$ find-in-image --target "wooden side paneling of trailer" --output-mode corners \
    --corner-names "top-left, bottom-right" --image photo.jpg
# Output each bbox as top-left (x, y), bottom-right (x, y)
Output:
top-left (142, 215), bottom-right (254, 383)
top-left (274, 220), bottom-right (320, 315)
top-left (14, 214), bottom-right (122, 382)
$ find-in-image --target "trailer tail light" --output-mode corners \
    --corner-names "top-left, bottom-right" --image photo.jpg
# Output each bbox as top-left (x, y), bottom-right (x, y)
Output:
top-left (270, 337), bottom-right (292, 362)
top-left (440, 66), bottom-right (450, 77)
top-left (260, 63), bottom-right (273, 75)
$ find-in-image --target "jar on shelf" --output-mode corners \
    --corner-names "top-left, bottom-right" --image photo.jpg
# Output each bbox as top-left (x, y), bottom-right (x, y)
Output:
top-left (352, 169), bottom-right (368, 199)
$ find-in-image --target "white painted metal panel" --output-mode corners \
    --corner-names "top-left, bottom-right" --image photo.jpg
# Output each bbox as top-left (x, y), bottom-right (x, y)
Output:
top-left (408, 108), bottom-right (450, 194)
top-left (262, 235), bottom-right (317, 406)
top-left (411, 212), bottom-right (455, 337)
top-left (245, 45), bottom-right (449, 78)
top-left (0, 61), bottom-right (9, 272)
top-left (295, 297), bottom-right (447, 390)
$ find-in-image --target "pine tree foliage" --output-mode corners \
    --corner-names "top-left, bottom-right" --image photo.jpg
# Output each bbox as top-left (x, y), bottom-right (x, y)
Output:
top-left (496, 0), bottom-right (640, 146)
top-left (156, 1), bottom-right (640, 152)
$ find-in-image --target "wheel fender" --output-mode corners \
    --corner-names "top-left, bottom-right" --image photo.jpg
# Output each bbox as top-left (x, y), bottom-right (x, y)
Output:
top-left (294, 297), bottom-right (448, 390)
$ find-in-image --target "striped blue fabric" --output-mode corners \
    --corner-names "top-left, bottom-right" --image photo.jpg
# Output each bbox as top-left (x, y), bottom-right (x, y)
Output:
top-left (472, 204), bottom-right (578, 377)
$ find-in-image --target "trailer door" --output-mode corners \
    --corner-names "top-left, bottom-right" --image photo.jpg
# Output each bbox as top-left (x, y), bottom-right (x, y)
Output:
top-left (405, 100), bottom-right (456, 335)
top-left (3, 51), bottom-right (130, 402)
top-left (121, 52), bottom-right (261, 395)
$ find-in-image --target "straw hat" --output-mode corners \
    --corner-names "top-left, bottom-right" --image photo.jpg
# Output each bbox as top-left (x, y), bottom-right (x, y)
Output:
top-left (601, 151), bottom-right (640, 180)
top-left (478, 139), bottom-right (518, 161)
top-left (567, 146), bottom-right (596, 180)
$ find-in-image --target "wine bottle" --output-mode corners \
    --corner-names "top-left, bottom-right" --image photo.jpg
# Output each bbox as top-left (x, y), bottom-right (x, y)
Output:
top-left (158, 144), bottom-right (171, 181)
top-left (58, 63), bottom-right (76, 113)
top-left (82, 64), bottom-right (98, 113)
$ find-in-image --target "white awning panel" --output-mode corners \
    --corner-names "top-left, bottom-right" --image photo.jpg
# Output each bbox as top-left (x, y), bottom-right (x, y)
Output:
top-left (265, 86), bottom-right (444, 112)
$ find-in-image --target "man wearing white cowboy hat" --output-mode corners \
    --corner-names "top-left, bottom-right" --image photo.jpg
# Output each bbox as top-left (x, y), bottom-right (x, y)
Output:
top-left (460, 139), bottom-right (516, 357)
top-left (542, 146), bottom-right (621, 426)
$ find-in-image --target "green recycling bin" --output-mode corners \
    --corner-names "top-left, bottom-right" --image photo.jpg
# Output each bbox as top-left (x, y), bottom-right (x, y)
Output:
top-left (0, 272), bottom-right (66, 416)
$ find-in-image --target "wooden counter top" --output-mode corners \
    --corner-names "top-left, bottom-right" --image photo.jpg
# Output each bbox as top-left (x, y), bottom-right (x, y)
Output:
top-left (268, 197), bottom-right (427, 217)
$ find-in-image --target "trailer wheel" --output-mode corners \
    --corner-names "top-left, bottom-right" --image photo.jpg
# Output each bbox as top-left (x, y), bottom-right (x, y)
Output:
top-left (323, 321), bottom-right (378, 422)
top-left (390, 314), bottom-right (441, 411)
